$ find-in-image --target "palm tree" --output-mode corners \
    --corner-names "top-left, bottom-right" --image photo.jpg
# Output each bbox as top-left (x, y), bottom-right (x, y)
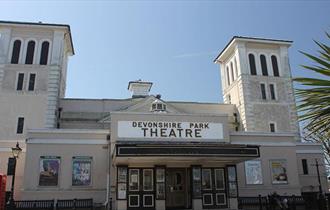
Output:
top-left (293, 33), bottom-right (330, 138)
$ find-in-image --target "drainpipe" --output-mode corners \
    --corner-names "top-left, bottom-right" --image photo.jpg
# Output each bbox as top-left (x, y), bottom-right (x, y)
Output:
top-left (106, 134), bottom-right (111, 210)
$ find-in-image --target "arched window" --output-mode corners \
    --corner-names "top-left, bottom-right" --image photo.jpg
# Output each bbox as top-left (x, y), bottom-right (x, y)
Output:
top-left (230, 62), bottom-right (235, 81)
top-left (271, 55), bottom-right (279, 77)
top-left (40, 41), bottom-right (50, 65)
top-left (248, 54), bottom-right (257, 75)
top-left (260, 54), bottom-right (268, 76)
top-left (234, 58), bottom-right (238, 78)
top-left (25, 40), bottom-right (35, 64)
top-left (11, 40), bottom-right (21, 64)
top-left (226, 66), bottom-right (231, 86)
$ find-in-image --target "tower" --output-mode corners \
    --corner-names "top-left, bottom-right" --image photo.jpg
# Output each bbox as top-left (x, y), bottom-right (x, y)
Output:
top-left (0, 21), bottom-right (73, 197)
top-left (0, 21), bottom-right (74, 138)
top-left (214, 36), bottom-right (300, 139)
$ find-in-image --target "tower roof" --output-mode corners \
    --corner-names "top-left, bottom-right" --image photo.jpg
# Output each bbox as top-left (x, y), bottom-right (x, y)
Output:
top-left (214, 36), bottom-right (293, 63)
top-left (0, 20), bottom-right (74, 55)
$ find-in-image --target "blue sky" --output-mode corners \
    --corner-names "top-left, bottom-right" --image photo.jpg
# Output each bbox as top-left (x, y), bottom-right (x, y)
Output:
top-left (1, 1), bottom-right (329, 102)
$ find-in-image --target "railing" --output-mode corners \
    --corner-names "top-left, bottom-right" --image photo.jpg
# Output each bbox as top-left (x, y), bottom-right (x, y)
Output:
top-left (56, 199), bottom-right (93, 210)
top-left (238, 194), bottom-right (323, 210)
top-left (8, 200), bottom-right (54, 210)
top-left (6, 199), bottom-right (93, 210)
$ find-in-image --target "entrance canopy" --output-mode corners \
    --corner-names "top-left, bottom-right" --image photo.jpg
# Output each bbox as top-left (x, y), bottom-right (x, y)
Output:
top-left (114, 141), bottom-right (259, 165)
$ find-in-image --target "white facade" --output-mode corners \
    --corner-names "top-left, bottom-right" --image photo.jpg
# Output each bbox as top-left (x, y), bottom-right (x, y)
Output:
top-left (0, 21), bottom-right (328, 210)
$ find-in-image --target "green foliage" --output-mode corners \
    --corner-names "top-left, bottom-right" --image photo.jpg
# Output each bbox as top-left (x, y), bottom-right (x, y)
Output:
top-left (294, 33), bottom-right (330, 138)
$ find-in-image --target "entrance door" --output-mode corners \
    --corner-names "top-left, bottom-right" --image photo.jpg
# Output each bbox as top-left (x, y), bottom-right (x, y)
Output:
top-left (166, 169), bottom-right (186, 209)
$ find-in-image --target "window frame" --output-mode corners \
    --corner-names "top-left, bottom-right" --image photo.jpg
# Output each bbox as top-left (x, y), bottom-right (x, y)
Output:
top-left (271, 55), bottom-right (280, 77)
top-left (16, 72), bottom-right (24, 91)
top-left (269, 122), bottom-right (276, 132)
top-left (28, 73), bottom-right (36, 91)
top-left (260, 83), bottom-right (267, 100)
top-left (25, 40), bottom-right (37, 65)
top-left (39, 40), bottom-right (50, 65)
top-left (16, 117), bottom-right (25, 134)
top-left (142, 169), bottom-right (154, 191)
top-left (248, 53), bottom-right (257, 75)
top-left (260, 54), bottom-right (268, 76)
top-left (10, 39), bottom-right (22, 64)
top-left (226, 66), bottom-right (231, 86)
top-left (302, 159), bottom-right (309, 175)
top-left (230, 62), bottom-right (235, 82)
top-left (269, 83), bottom-right (277, 100)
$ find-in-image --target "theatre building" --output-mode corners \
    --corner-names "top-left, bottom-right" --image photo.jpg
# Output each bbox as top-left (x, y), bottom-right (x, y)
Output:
top-left (0, 21), bottom-right (328, 210)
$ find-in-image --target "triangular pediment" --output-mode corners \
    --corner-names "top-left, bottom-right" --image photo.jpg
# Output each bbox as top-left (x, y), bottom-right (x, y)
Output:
top-left (120, 95), bottom-right (184, 113)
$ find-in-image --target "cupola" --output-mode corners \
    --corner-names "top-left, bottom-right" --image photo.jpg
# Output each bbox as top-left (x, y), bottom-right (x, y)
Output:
top-left (128, 80), bottom-right (153, 98)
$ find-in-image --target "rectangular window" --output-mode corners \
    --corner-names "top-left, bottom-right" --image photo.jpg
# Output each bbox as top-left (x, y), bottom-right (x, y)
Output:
top-left (156, 168), bottom-right (165, 199)
top-left (269, 84), bottom-right (276, 100)
top-left (302, 159), bottom-right (308, 175)
top-left (117, 166), bottom-right (127, 199)
top-left (270, 123), bottom-right (276, 132)
top-left (28, 73), bottom-right (36, 91)
top-left (16, 117), bottom-right (24, 134)
top-left (16, 73), bottom-right (24, 91)
top-left (215, 169), bottom-right (225, 190)
top-left (260, 83), bottom-right (266, 100)
top-left (202, 169), bottom-right (212, 190)
top-left (129, 169), bottom-right (139, 191)
top-left (227, 166), bottom-right (238, 198)
top-left (143, 169), bottom-right (153, 191)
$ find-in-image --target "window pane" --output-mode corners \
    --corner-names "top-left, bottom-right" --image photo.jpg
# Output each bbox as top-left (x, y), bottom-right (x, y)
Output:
top-left (302, 159), bottom-right (308, 175)
top-left (202, 169), bottom-right (212, 190)
top-left (16, 73), bottom-right (24, 91)
top-left (129, 195), bottom-right (139, 207)
top-left (226, 67), bottom-right (230, 86)
top-left (270, 84), bottom-right (276, 100)
top-left (25, 41), bottom-right (35, 64)
top-left (260, 84), bottom-right (266, 100)
top-left (230, 62), bottom-right (235, 81)
top-left (228, 167), bottom-right (236, 182)
top-left (272, 55), bottom-right (279, 77)
top-left (28, 74), bottom-right (36, 91)
top-left (17, 117), bottom-right (24, 134)
top-left (11, 40), bottom-right (21, 64)
top-left (143, 195), bottom-right (154, 207)
top-left (216, 193), bottom-right (226, 205)
top-left (234, 58), bottom-right (238, 78)
top-left (248, 54), bottom-right (257, 75)
top-left (143, 169), bottom-right (153, 191)
top-left (129, 169), bottom-right (139, 191)
top-left (270, 123), bottom-right (275, 132)
top-left (203, 193), bottom-right (213, 205)
top-left (40, 41), bottom-right (49, 65)
top-left (260, 55), bottom-right (268, 76)
top-left (215, 169), bottom-right (224, 189)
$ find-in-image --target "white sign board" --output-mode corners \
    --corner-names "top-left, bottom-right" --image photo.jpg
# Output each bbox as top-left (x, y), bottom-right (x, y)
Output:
top-left (117, 121), bottom-right (223, 140)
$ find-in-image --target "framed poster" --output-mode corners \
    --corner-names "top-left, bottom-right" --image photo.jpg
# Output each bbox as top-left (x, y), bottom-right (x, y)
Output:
top-left (118, 183), bottom-right (127, 199)
top-left (39, 156), bottom-right (60, 186)
top-left (72, 156), bottom-right (92, 186)
top-left (245, 160), bottom-right (263, 185)
top-left (270, 159), bottom-right (288, 184)
top-left (118, 167), bottom-right (127, 183)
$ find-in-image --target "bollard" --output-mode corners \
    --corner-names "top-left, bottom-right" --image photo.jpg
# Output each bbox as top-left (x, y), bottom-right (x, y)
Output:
top-left (259, 194), bottom-right (263, 210)
top-left (292, 195), bottom-right (296, 210)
